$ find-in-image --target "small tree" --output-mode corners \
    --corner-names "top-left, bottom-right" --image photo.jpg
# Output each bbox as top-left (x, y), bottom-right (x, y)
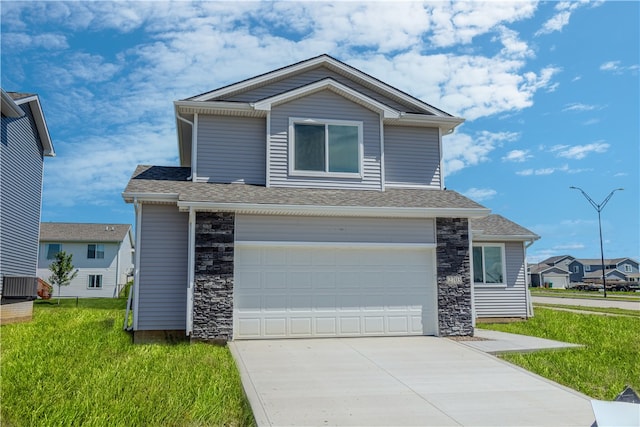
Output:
top-left (49, 251), bottom-right (78, 305)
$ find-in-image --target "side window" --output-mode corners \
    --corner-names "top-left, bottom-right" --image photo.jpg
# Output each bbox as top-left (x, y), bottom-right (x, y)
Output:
top-left (46, 243), bottom-right (62, 260)
top-left (473, 244), bottom-right (505, 285)
top-left (87, 244), bottom-right (105, 259)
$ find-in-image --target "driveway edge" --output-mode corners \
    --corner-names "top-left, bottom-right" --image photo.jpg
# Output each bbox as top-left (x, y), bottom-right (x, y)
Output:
top-left (228, 342), bottom-right (270, 427)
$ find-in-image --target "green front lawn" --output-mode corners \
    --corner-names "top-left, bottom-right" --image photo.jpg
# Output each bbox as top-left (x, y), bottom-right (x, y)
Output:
top-left (1, 299), bottom-right (254, 426)
top-left (479, 308), bottom-right (640, 400)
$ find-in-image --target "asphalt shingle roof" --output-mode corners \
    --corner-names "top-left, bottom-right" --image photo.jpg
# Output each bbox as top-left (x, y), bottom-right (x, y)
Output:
top-left (470, 214), bottom-right (539, 239)
top-left (40, 223), bottom-right (132, 243)
top-left (123, 165), bottom-right (487, 210)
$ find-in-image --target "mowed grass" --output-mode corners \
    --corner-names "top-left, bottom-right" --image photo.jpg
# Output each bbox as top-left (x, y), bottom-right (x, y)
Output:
top-left (479, 308), bottom-right (640, 400)
top-left (1, 299), bottom-right (254, 427)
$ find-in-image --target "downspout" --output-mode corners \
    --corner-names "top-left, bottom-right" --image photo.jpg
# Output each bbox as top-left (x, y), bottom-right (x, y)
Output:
top-left (524, 240), bottom-right (535, 318)
top-left (114, 241), bottom-right (121, 298)
top-left (176, 113), bottom-right (196, 181)
top-left (186, 206), bottom-right (196, 336)
top-left (132, 198), bottom-right (143, 330)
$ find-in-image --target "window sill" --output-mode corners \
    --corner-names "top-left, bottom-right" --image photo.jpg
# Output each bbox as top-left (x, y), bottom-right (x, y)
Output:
top-left (289, 170), bottom-right (363, 179)
top-left (474, 283), bottom-right (507, 288)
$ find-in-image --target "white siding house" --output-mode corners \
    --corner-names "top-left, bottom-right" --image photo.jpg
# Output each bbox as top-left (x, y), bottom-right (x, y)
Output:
top-left (37, 223), bottom-right (134, 298)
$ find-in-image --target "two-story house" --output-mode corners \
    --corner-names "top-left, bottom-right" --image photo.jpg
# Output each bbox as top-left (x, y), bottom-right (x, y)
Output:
top-left (37, 223), bottom-right (134, 298)
top-left (1, 89), bottom-right (55, 324)
top-left (569, 257), bottom-right (639, 284)
top-left (123, 55), bottom-right (538, 343)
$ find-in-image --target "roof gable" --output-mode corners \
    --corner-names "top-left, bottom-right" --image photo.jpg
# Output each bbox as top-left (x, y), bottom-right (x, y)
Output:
top-left (188, 54), bottom-right (451, 117)
top-left (2, 88), bottom-right (55, 157)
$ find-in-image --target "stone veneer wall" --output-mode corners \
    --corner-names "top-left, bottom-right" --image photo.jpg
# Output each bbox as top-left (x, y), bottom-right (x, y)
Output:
top-left (436, 217), bottom-right (473, 336)
top-left (192, 212), bottom-right (235, 343)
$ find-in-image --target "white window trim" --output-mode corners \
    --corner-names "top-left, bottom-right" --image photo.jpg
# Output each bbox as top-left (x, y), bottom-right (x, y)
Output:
top-left (288, 117), bottom-right (364, 179)
top-left (624, 264), bottom-right (632, 272)
top-left (473, 243), bottom-right (507, 287)
top-left (87, 243), bottom-right (105, 259)
top-left (88, 274), bottom-right (103, 289)
top-left (585, 265), bottom-right (591, 272)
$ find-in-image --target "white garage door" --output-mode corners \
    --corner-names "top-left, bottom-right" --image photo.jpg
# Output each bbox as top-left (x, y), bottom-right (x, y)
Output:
top-left (234, 244), bottom-right (437, 339)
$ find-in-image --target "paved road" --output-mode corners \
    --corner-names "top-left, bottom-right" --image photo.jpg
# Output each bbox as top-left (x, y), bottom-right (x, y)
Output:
top-left (532, 296), bottom-right (640, 311)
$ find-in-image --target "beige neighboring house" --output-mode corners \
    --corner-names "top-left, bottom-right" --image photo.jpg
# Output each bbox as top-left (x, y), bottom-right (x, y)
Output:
top-left (37, 223), bottom-right (134, 298)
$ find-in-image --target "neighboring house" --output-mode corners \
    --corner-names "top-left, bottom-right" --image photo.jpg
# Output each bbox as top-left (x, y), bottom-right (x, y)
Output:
top-left (37, 223), bottom-right (134, 298)
top-left (529, 264), bottom-right (571, 289)
top-left (1, 89), bottom-right (55, 324)
top-left (568, 257), bottom-right (639, 283)
top-left (122, 54), bottom-right (538, 342)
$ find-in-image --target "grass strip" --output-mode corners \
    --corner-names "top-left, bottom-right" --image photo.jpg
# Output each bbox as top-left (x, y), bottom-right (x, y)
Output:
top-left (478, 308), bottom-right (640, 400)
top-left (533, 303), bottom-right (640, 317)
top-left (1, 299), bottom-right (255, 426)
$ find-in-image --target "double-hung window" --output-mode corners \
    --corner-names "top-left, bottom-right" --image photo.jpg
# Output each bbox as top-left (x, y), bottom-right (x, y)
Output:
top-left (473, 244), bottom-right (506, 285)
top-left (46, 243), bottom-right (62, 260)
top-left (290, 118), bottom-right (363, 177)
top-left (87, 244), bottom-right (104, 259)
top-left (88, 275), bottom-right (103, 289)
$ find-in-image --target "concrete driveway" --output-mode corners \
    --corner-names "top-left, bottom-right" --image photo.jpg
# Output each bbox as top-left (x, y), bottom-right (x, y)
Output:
top-left (230, 337), bottom-right (595, 426)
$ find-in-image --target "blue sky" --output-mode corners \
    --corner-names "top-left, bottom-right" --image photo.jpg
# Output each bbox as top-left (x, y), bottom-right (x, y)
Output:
top-left (2, 1), bottom-right (638, 262)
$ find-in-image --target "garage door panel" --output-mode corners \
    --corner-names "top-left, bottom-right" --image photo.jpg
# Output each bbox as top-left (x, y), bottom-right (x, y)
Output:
top-left (234, 245), bottom-right (436, 339)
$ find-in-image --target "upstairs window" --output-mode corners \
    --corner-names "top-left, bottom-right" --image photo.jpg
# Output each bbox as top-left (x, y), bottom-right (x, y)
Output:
top-left (46, 243), bottom-right (62, 260)
top-left (473, 244), bottom-right (505, 285)
top-left (585, 265), bottom-right (591, 272)
top-left (87, 244), bottom-right (104, 259)
top-left (290, 118), bottom-right (362, 178)
top-left (624, 264), bottom-right (632, 272)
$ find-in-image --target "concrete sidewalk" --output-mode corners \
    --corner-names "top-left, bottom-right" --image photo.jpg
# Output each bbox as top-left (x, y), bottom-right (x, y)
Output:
top-left (463, 328), bottom-right (583, 354)
top-left (230, 336), bottom-right (594, 426)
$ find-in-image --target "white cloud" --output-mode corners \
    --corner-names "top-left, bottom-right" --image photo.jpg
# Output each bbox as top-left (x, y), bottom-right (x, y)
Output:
top-left (443, 130), bottom-right (519, 175)
top-left (551, 142), bottom-right (610, 159)
top-left (502, 149), bottom-right (532, 162)
top-left (562, 103), bottom-right (600, 112)
top-left (516, 164), bottom-right (593, 176)
top-left (463, 187), bottom-right (497, 201)
top-left (600, 60), bottom-right (640, 74)
top-left (535, 1), bottom-right (590, 36)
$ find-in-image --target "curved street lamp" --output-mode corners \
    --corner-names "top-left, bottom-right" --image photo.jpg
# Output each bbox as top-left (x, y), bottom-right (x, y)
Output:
top-left (569, 186), bottom-right (624, 297)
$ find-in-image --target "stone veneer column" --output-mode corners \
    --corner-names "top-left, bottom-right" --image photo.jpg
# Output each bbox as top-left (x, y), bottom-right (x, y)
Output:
top-left (191, 212), bottom-right (235, 343)
top-left (436, 217), bottom-right (473, 336)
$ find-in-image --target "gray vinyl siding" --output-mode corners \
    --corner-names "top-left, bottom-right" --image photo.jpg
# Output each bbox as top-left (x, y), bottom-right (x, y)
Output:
top-left (236, 215), bottom-right (435, 244)
top-left (223, 67), bottom-right (423, 113)
top-left (474, 242), bottom-right (528, 318)
top-left (0, 104), bottom-right (44, 292)
top-left (137, 204), bottom-right (188, 330)
top-left (384, 126), bottom-right (441, 188)
top-left (197, 115), bottom-right (266, 184)
top-left (269, 90), bottom-right (382, 190)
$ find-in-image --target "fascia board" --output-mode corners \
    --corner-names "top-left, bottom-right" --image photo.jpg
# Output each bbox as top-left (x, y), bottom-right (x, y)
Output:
top-left (13, 94), bottom-right (55, 156)
top-left (1, 89), bottom-right (25, 118)
top-left (472, 233), bottom-right (541, 242)
top-left (392, 113), bottom-right (465, 134)
top-left (174, 100), bottom-right (255, 114)
top-left (252, 79), bottom-right (400, 118)
top-left (177, 200), bottom-right (491, 219)
top-left (121, 192), bottom-right (179, 204)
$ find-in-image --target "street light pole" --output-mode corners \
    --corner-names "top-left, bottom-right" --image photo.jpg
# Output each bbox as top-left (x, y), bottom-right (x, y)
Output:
top-left (569, 187), bottom-right (623, 298)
